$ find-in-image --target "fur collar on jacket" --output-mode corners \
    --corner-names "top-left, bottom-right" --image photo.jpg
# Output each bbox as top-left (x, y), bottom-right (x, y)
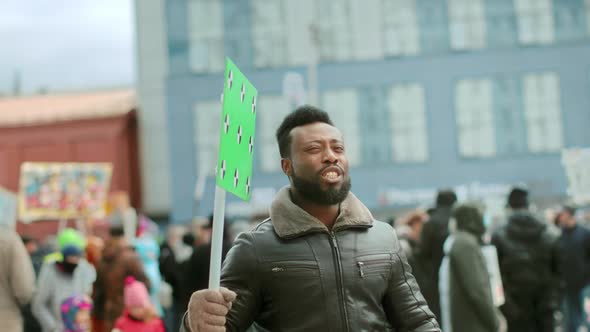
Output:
top-left (269, 186), bottom-right (374, 239)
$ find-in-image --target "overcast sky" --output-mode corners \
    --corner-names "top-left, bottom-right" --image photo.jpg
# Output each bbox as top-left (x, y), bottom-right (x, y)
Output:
top-left (0, 1), bottom-right (135, 95)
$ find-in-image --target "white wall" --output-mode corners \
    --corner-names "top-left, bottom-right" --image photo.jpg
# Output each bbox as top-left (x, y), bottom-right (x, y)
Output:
top-left (135, 0), bottom-right (171, 215)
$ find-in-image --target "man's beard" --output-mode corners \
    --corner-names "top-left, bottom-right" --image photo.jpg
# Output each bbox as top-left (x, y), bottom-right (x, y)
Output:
top-left (291, 170), bottom-right (351, 205)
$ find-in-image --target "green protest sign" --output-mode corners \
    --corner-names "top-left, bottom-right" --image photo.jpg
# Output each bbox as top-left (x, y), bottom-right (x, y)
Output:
top-left (216, 58), bottom-right (258, 201)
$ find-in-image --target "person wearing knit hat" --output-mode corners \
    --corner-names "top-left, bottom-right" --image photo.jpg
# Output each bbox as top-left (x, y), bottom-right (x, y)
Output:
top-left (32, 228), bottom-right (96, 332)
top-left (60, 295), bottom-right (92, 332)
top-left (112, 276), bottom-right (165, 332)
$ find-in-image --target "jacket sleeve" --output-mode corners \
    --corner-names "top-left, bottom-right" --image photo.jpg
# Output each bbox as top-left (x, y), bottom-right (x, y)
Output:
top-left (32, 262), bottom-right (58, 331)
top-left (10, 232), bottom-right (35, 306)
top-left (222, 232), bottom-right (261, 331)
top-left (179, 232), bottom-right (261, 332)
top-left (449, 237), bottom-right (499, 330)
top-left (383, 232), bottom-right (441, 332)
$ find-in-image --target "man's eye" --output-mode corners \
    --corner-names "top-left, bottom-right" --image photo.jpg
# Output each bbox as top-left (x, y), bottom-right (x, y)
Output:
top-left (334, 146), bottom-right (345, 152)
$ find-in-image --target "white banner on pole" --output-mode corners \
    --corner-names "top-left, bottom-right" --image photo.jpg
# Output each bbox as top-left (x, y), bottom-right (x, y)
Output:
top-left (562, 148), bottom-right (590, 204)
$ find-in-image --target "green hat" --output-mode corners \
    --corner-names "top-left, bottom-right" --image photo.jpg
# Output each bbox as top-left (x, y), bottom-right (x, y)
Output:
top-left (57, 228), bottom-right (86, 251)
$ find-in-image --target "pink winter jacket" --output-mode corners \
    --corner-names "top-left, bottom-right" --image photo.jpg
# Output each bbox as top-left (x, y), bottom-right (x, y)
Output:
top-left (112, 311), bottom-right (165, 332)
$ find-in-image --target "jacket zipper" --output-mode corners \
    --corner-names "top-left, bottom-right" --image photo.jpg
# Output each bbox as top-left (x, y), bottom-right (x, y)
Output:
top-left (330, 231), bottom-right (351, 332)
top-left (357, 259), bottom-right (390, 278)
top-left (271, 265), bottom-right (316, 273)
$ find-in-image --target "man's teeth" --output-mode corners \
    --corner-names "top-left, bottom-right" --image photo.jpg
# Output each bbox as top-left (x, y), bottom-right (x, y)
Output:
top-left (324, 171), bottom-right (338, 179)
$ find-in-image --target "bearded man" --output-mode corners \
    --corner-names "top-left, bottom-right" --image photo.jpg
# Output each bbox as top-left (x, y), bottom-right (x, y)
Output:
top-left (182, 105), bottom-right (440, 332)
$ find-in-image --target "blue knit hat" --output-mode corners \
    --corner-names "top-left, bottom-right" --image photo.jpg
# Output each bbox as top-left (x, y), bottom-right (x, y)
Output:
top-left (61, 244), bottom-right (82, 258)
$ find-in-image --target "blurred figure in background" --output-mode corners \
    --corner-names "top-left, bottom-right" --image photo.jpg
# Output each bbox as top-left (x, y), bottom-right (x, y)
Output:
top-left (492, 187), bottom-right (561, 332)
top-left (183, 214), bottom-right (233, 309)
top-left (0, 227), bottom-right (35, 332)
top-left (112, 276), bottom-right (165, 332)
top-left (22, 236), bottom-right (44, 275)
top-left (60, 295), bottom-right (92, 332)
top-left (21, 235), bottom-right (43, 332)
top-left (92, 226), bottom-right (150, 332)
top-left (159, 224), bottom-right (193, 332)
top-left (134, 228), bottom-right (163, 317)
top-left (419, 189), bottom-right (458, 320)
top-left (558, 205), bottom-right (590, 332)
top-left (32, 228), bottom-right (96, 332)
top-left (396, 209), bottom-right (428, 262)
top-left (440, 204), bottom-right (499, 332)
top-left (109, 192), bottom-right (138, 244)
top-left (84, 235), bottom-right (104, 268)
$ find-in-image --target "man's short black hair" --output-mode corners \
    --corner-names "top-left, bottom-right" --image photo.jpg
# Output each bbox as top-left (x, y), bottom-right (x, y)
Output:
top-left (275, 105), bottom-right (333, 158)
top-left (507, 187), bottom-right (529, 209)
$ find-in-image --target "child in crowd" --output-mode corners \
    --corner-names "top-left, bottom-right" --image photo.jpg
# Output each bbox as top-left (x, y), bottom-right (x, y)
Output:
top-left (112, 276), bottom-right (165, 332)
top-left (60, 295), bottom-right (92, 332)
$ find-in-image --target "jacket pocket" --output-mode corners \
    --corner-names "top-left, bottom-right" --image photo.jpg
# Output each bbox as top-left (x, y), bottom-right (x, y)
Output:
top-left (355, 253), bottom-right (391, 278)
top-left (269, 260), bottom-right (320, 279)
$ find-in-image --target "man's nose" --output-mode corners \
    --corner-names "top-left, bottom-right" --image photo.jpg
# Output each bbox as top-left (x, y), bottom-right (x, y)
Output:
top-left (323, 148), bottom-right (339, 164)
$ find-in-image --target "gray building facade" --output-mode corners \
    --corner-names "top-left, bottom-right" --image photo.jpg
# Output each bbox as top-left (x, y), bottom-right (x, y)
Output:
top-left (136, 0), bottom-right (590, 222)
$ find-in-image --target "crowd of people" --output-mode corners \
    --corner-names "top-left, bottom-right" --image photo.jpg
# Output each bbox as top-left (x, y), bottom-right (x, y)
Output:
top-left (396, 188), bottom-right (590, 332)
top-left (0, 209), bottom-right (238, 332)
top-left (1, 105), bottom-right (589, 332)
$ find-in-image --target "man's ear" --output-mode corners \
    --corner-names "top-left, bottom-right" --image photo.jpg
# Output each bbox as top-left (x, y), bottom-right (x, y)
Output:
top-left (281, 158), bottom-right (292, 176)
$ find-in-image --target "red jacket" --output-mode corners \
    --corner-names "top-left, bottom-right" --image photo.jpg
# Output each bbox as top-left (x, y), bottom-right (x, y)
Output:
top-left (112, 312), bottom-right (165, 332)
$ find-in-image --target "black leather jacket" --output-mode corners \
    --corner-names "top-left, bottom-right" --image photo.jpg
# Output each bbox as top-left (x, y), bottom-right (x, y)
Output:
top-left (182, 188), bottom-right (440, 332)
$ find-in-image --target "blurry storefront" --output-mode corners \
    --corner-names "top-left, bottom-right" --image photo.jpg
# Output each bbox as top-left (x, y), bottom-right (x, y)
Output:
top-left (0, 89), bottom-right (140, 240)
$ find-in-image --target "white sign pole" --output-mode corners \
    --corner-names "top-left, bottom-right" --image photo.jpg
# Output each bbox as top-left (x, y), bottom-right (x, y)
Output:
top-left (208, 185), bottom-right (227, 289)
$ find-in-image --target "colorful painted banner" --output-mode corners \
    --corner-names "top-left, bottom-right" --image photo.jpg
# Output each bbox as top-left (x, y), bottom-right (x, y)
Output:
top-left (18, 162), bottom-right (113, 221)
top-left (0, 187), bottom-right (17, 228)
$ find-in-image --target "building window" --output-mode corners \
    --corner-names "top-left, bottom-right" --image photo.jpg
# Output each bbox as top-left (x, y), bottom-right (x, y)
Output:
top-left (349, 0), bottom-right (384, 60)
top-left (455, 79), bottom-right (496, 157)
top-left (382, 0), bottom-right (420, 56)
top-left (514, 0), bottom-right (555, 44)
top-left (194, 100), bottom-right (222, 175)
top-left (387, 84), bottom-right (428, 162)
top-left (284, 0), bottom-right (317, 66)
top-left (251, 0), bottom-right (287, 68)
top-left (586, 0), bottom-right (590, 34)
top-left (188, 0), bottom-right (225, 73)
top-left (448, 0), bottom-right (487, 50)
top-left (258, 96), bottom-right (291, 172)
top-left (321, 89), bottom-right (361, 167)
top-left (522, 72), bottom-right (563, 152)
top-left (317, 1), bottom-right (353, 61)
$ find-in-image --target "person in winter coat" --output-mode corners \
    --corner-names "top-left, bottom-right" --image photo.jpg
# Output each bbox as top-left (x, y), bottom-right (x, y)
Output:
top-left (134, 234), bottom-right (163, 317)
top-left (184, 215), bottom-right (233, 297)
top-left (92, 226), bottom-right (150, 332)
top-left (492, 187), bottom-right (561, 332)
top-left (442, 204), bottom-right (499, 332)
top-left (112, 276), bottom-right (165, 332)
top-left (419, 189), bottom-right (457, 320)
top-left (558, 205), bottom-right (590, 332)
top-left (60, 294), bottom-right (92, 332)
top-left (32, 228), bottom-right (96, 332)
top-left (0, 227), bottom-right (36, 332)
top-left (182, 106), bottom-right (440, 331)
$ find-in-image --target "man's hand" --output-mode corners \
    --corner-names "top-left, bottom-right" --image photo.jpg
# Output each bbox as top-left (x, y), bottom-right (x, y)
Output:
top-left (186, 287), bottom-right (237, 332)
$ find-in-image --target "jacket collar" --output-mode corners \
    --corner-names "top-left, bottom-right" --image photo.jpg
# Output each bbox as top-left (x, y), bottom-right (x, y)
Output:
top-left (269, 186), bottom-right (374, 239)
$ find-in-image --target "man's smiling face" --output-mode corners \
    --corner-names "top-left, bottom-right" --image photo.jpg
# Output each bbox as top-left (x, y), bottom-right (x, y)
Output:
top-left (282, 121), bottom-right (351, 205)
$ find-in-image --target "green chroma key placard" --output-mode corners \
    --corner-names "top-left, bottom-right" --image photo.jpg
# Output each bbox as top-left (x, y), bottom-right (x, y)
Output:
top-left (216, 58), bottom-right (258, 201)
